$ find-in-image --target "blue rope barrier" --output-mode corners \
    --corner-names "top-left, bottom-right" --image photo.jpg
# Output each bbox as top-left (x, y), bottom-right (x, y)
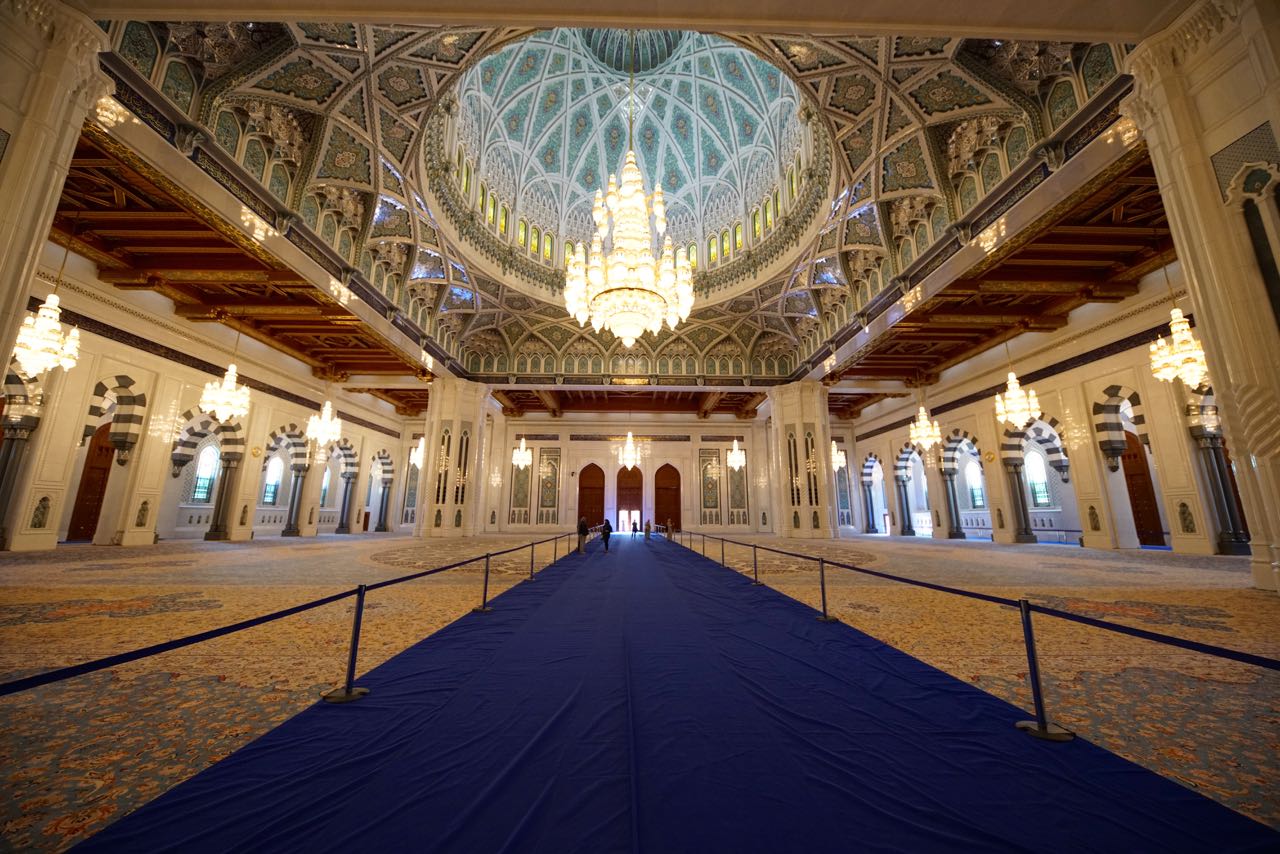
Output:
top-left (0, 587), bottom-right (359, 697)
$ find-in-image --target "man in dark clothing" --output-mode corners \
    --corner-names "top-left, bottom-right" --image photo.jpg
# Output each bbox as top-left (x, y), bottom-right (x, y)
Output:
top-left (601, 518), bottom-right (613, 552)
top-left (577, 517), bottom-right (588, 554)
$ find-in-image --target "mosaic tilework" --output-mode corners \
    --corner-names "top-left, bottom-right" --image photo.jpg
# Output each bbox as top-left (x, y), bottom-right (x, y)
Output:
top-left (1211, 122), bottom-right (1280, 199)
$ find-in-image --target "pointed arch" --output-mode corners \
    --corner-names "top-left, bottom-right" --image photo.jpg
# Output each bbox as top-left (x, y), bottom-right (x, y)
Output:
top-left (1091, 384), bottom-right (1148, 463)
top-left (81, 375), bottom-right (147, 455)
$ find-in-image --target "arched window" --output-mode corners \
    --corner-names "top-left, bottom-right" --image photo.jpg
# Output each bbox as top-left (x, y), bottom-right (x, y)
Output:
top-left (965, 459), bottom-right (985, 508)
top-left (542, 233), bottom-right (553, 261)
top-left (734, 223), bottom-right (743, 250)
top-left (478, 183), bottom-right (487, 213)
top-left (688, 243), bottom-right (697, 268)
top-left (487, 194), bottom-right (497, 224)
top-left (462, 162), bottom-right (471, 195)
top-left (262, 456), bottom-right (284, 505)
top-left (772, 190), bottom-right (780, 220)
top-left (1026, 452), bottom-right (1051, 507)
top-left (788, 166), bottom-right (797, 200)
top-left (708, 237), bottom-right (718, 264)
top-left (320, 467), bottom-right (332, 507)
top-left (531, 226), bottom-right (541, 255)
top-left (499, 206), bottom-right (509, 236)
top-left (721, 230), bottom-right (730, 259)
top-left (518, 219), bottom-right (527, 247)
top-left (752, 209), bottom-right (761, 239)
top-left (764, 197), bottom-right (774, 229)
top-left (565, 241), bottom-right (575, 263)
top-left (192, 445), bottom-right (219, 504)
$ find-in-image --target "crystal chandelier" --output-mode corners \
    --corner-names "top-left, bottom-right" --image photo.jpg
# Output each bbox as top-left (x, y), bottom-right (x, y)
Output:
top-left (908, 389), bottom-right (942, 449)
top-left (306, 399), bottom-right (343, 447)
top-left (993, 342), bottom-right (1040, 428)
top-left (727, 438), bottom-right (746, 472)
top-left (511, 436), bottom-right (533, 470)
top-left (563, 33), bottom-right (693, 347)
top-left (619, 430), bottom-right (640, 470)
top-left (830, 440), bottom-right (847, 471)
top-left (199, 329), bottom-right (250, 422)
top-left (13, 236), bottom-right (79, 377)
top-left (1149, 265), bottom-right (1208, 387)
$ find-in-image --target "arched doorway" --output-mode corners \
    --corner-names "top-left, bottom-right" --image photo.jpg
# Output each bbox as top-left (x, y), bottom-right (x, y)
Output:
top-left (578, 463), bottom-right (604, 526)
top-left (617, 466), bottom-right (642, 533)
top-left (655, 463), bottom-right (680, 531)
top-left (67, 423), bottom-right (115, 541)
top-left (1119, 431), bottom-right (1165, 546)
top-left (894, 444), bottom-right (931, 537)
top-left (860, 455), bottom-right (890, 535)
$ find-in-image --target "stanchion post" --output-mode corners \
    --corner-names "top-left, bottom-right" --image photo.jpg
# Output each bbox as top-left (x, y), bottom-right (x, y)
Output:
top-left (702, 532), bottom-right (706, 555)
top-left (474, 554), bottom-right (493, 613)
top-left (752, 544), bottom-right (762, 585)
top-left (816, 558), bottom-right (837, 622)
top-left (529, 542), bottom-right (536, 580)
top-left (720, 537), bottom-right (725, 566)
top-left (323, 584), bottom-right (370, 703)
top-left (1014, 599), bottom-right (1074, 741)
top-left (553, 534), bottom-right (558, 562)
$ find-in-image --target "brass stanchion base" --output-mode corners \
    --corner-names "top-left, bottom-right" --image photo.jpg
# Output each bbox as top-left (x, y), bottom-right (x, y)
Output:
top-left (322, 686), bottom-right (369, 704)
top-left (1015, 720), bottom-right (1075, 741)
top-left (816, 615), bottom-right (839, 623)
top-left (472, 606), bottom-right (493, 613)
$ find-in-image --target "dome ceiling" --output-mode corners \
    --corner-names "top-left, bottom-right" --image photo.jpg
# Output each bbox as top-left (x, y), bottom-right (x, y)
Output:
top-left (450, 28), bottom-right (805, 244)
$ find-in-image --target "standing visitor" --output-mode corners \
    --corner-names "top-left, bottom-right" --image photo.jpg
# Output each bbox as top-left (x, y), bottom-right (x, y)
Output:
top-left (602, 518), bottom-right (613, 553)
top-left (644, 520), bottom-right (651, 540)
top-left (577, 516), bottom-right (588, 554)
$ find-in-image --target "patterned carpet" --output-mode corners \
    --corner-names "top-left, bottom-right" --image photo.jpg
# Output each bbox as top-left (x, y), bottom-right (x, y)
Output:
top-left (0, 531), bottom-right (1276, 850)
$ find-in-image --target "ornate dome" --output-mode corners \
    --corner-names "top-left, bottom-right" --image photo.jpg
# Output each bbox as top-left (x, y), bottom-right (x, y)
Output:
top-left (448, 28), bottom-right (807, 246)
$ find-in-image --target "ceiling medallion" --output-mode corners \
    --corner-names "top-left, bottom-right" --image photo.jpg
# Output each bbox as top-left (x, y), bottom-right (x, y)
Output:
top-left (13, 238), bottom-right (79, 377)
top-left (727, 438), bottom-right (746, 472)
top-left (563, 32), bottom-right (693, 348)
top-left (511, 436), bottom-right (533, 470)
top-left (1149, 266), bottom-right (1208, 388)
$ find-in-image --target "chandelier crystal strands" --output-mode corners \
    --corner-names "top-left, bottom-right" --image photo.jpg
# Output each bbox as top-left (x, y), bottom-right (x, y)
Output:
top-left (306, 384), bottom-right (343, 447)
top-left (993, 342), bottom-right (1041, 428)
top-left (563, 32), bottom-right (693, 347)
top-left (199, 327), bottom-right (251, 423)
top-left (830, 440), bottom-right (847, 471)
top-left (908, 388), bottom-right (942, 450)
top-left (726, 437), bottom-right (746, 471)
top-left (13, 234), bottom-right (80, 377)
top-left (619, 430), bottom-right (640, 470)
top-left (511, 436), bottom-right (533, 470)
top-left (1149, 263), bottom-right (1209, 388)
top-left (410, 436), bottom-right (425, 470)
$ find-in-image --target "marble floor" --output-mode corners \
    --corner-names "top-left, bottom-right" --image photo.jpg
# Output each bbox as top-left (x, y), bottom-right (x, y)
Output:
top-left (0, 532), bottom-right (1276, 850)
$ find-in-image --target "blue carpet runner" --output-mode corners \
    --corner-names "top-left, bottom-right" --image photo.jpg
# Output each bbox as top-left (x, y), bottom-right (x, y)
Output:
top-left (78, 535), bottom-right (1277, 853)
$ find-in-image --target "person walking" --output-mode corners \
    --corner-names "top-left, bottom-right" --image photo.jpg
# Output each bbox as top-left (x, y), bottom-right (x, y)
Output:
top-left (631, 520), bottom-right (638, 539)
top-left (601, 518), bottom-right (613, 553)
top-left (577, 516), bottom-right (588, 554)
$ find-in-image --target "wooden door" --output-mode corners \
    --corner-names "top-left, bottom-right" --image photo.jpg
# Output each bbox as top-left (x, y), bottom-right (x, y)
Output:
top-left (617, 467), bottom-right (642, 528)
top-left (578, 464), bottom-right (604, 526)
top-left (1120, 432), bottom-right (1164, 546)
top-left (68, 423), bottom-right (115, 541)
top-left (654, 464), bottom-right (680, 531)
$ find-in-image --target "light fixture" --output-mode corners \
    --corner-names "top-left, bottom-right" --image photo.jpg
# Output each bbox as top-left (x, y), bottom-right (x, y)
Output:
top-left (410, 436), bottom-right (425, 469)
top-left (908, 388), bottom-right (942, 449)
top-left (199, 327), bottom-right (251, 423)
top-left (563, 31), bottom-right (693, 347)
top-left (993, 343), bottom-right (1040, 428)
top-left (727, 438), bottom-right (746, 471)
top-left (830, 440), bottom-right (847, 471)
top-left (511, 436), bottom-right (533, 470)
top-left (13, 229), bottom-right (80, 377)
top-left (306, 399), bottom-right (343, 447)
top-left (619, 430), bottom-right (640, 470)
top-left (1149, 263), bottom-right (1208, 388)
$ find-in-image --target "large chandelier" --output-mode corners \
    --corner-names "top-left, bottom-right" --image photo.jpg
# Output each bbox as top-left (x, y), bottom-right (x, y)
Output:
top-left (306, 399), bottom-right (343, 447)
top-left (909, 388), bottom-right (942, 449)
top-left (830, 440), bottom-right (847, 471)
top-left (727, 438), bottom-right (746, 471)
top-left (619, 431), bottom-right (640, 470)
top-left (563, 34), bottom-right (693, 348)
top-left (511, 436), bottom-right (533, 470)
top-left (199, 362), bottom-right (251, 422)
top-left (994, 372), bottom-right (1040, 427)
top-left (1149, 263), bottom-right (1208, 387)
top-left (13, 235), bottom-right (80, 377)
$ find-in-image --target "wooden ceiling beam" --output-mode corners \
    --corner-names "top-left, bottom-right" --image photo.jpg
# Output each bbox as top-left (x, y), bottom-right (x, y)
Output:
top-left (736, 391), bottom-right (767, 420)
top-left (534, 389), bottom-right (562, 418)
top-left (698, 391), bottom-right (725, 419)
top-left (492, 389), bottom-right (522, 417)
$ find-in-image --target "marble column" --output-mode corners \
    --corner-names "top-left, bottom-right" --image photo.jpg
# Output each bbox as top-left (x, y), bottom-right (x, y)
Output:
top-left (281, 464), bottom-right (307, 536)
top-left (941, 471), bottom-right (966, 539)
top-left (0, 418), bottom-right (37, 548)
top-left (1003, 462), bottom-right (1037, 544)
top-left (764, 381), bottom-right (836, 538)
top-left (861, 482), bottom-right (878, 534)
top-left (375, 479), bottom-right (391, 532)
top-left (1194, 431), bottom-right (1251, 555)
top-left (204, 459), bottom-right (238, 541)
top-left (0, 1), bottom-right (111, 363)
top-left (1123, 0), bottom-right (1280, 588)
top-left (334, 472), bottom-right (355, 534)
top-left (894, 476), bottom-right (915, 536)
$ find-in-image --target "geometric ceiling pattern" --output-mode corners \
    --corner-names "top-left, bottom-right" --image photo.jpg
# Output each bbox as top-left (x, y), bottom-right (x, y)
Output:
top-left (452, 28), bottom-right (804, 245)
top-left (109, 21), bottom-right (1124, 388)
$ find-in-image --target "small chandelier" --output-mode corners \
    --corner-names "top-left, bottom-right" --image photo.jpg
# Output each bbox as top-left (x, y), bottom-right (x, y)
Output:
top-left (199, 329), bottom-right (250, 423)
top-left (13, 233), bottom-right (79, 377)
top-left (727, 438), bottom-right (746, 471)
top-left (511, 436), bottom-right (533, 470)
top-left (908, 389), bottom-right (942, 449)
top-left (1149, 265), bottom-right (1208, 387)
top-left (993, 342), bottom-right (1040, 428)
top-left (563, 33), bottom-right (693, 347)
top-left (619, 430), bottom-right (640, 470)
top-left (410, 436), bottom-right (425, 469)
top-left (830, 440), bottom-right (847, 471)
top-left (306, 399), bottom-right (343, 447)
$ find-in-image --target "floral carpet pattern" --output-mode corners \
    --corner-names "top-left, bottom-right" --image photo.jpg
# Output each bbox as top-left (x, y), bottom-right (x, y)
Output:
top-left (0, 531), bottom-right (1276, 850)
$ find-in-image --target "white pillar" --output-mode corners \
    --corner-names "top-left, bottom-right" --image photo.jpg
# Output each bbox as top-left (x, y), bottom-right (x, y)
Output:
top-left (766, 380), bottom-right (835, 539)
